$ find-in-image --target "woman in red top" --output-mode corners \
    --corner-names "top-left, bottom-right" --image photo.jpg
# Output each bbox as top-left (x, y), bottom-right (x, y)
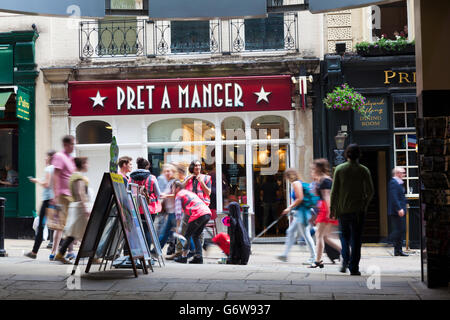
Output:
top-left (310, 159), bottom-right (341, 268)
top-left (173, 180), bottom-right (211, 264)
top-left (184, 160), bottom-right (212, 207)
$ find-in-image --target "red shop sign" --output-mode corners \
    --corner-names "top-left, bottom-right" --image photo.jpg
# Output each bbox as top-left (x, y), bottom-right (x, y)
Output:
top-left (69, 75), bottom-right (293, 116)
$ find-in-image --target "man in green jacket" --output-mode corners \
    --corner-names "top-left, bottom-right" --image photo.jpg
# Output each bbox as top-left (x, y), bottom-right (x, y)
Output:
top-left (330, 144), bottom-right (374, 276)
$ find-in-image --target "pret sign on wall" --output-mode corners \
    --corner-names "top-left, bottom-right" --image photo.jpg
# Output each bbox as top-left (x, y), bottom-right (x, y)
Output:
top-left (69, 75), bottom-right (293, 116)
top-left (353, 96), bottom-right (388, 131)
top-left (16, 86), bottom-right (31, 121)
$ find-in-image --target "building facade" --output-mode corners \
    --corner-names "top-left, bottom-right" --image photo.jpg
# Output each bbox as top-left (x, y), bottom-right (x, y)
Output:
top-left (0, 3), bottom-right (324, 239)
top-left (313, 0), bottom-right (419, 244)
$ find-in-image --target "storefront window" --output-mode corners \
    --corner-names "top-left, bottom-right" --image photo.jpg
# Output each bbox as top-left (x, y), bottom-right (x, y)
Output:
top-left (221, 117), bottom-right (245, 140)
top-left (148, 118), bottom-right (215, 143)
top-left (394, 100), bottom-right (416, 129)
top-left (222, 144), bottom-right (246, 208)
top-left (253, 144), bottom-right (288, 236)
top-left (0, 127), bottom-right (19, 187)
top-left (394, 132), bottom-right (419, 195)
top-left (251, 115), bottom-right (289, 139)
top-left (76, 120), bottom-right (113, 144)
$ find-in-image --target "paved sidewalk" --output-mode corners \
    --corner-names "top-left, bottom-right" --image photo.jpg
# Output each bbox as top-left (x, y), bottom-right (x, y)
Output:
top-left (0, 239), bottom-right (448, 300)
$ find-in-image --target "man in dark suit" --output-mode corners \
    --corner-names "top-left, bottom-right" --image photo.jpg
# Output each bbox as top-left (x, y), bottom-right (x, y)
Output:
top-left (387, 167), bottom-right (409, 256)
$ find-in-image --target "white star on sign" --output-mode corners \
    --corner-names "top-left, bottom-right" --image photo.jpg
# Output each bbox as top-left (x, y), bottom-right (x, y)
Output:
top-left (254, 86), bottom-right (271, 104)
top-left (90, 91), bottom-right (107, 108)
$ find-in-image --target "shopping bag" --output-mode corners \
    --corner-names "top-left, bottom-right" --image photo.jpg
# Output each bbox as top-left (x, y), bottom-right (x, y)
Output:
top-left (46, 204), bottom-right (64, 231)
top-left (32, 216), bottom-right (49, 240)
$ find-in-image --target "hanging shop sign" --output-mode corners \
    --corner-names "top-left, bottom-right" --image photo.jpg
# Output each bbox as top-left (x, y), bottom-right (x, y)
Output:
top-left (353, 96), bottom-right (388, 131)
top-left (16, 86), bottom-right (31, 121)
top-left (69, 75), bottom-right (293, 116)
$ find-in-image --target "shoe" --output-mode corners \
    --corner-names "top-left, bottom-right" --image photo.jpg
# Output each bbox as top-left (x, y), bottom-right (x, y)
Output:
top-left (66, 252), bottom-right (76, 260)
top-left (174, 256), bottom-right (188, 264)
top-left (49, 254), bottom-right (55, 261)
top-left (166, 253), bottom-right (181, 260)
top-left (189, 256), bottom-right (203, 264)
top-left (187, 252), bottom-right (195, 259)
top-left (340, 264), bottom-right (348, 273)
top-left (24, 252), bottom-right (37, 259)
top-left (54, 253), bottom-right (72, 264)
top-left (308, 261), bottom-right (324, 268)
top-left (46, 242), bottom-right (53, 249)
top-left (394, 251), bottom-right (409, 256)
top-left (350, 270), bottom-right (361, 276)
top-left (276, 255), bottom-right (288, 262)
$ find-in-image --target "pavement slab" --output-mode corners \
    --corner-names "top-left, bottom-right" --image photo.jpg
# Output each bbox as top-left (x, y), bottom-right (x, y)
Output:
top-left (0, 240), bottom-right (446, 301)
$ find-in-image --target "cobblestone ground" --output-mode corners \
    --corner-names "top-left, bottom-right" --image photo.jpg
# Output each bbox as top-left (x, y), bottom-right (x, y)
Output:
top-left (0, 239), bottom-right (448, 300)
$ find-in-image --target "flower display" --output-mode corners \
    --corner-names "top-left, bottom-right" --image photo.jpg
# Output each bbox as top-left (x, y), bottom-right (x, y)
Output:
top-left (323, 83), bottom-right (369, 118)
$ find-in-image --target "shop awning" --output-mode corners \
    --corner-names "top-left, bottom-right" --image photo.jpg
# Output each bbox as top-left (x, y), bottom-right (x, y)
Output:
top-left (0, 91), bottom-right (13, 118)
top-left (308, 0), bottom-right (394, 13)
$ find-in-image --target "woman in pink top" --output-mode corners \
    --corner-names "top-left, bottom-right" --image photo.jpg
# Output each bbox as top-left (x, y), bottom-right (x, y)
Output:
top-left (50, 135), bottom-right (76, 260)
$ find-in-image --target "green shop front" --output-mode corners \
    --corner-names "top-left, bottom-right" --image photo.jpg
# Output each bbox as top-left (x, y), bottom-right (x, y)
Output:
top-left (0, 31), bottom-right (39, 238)
top-left (314, 53), bottom-right (419, 246)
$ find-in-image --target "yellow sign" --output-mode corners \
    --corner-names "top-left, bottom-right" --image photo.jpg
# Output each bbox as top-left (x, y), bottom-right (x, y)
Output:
top-left (384, 70), bottom-right (416, 85)
top-left (16, 87), bottom-right (31, 121)
top-left (110, 172), bottom-right (124, 184)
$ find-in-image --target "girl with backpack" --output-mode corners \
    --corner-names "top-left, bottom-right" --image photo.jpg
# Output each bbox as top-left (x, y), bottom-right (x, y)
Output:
top-left (277, 168), bottom-right (318, 265)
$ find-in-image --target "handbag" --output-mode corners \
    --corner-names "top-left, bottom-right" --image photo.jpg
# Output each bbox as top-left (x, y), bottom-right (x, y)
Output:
top-left (46, 204), bottom-right (64, 231)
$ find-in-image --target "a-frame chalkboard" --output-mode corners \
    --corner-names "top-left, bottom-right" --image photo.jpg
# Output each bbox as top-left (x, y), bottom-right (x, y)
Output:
top-left (72, 173), bottom-right (149, 277)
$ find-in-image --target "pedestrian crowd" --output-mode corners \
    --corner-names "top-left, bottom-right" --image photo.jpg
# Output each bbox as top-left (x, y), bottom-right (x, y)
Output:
top-left (25, 137), bottom-right (410, 275)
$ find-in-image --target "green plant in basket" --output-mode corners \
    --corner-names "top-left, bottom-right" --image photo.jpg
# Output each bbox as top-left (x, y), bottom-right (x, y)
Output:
top-left (323, 83), bottom-right (369, 119)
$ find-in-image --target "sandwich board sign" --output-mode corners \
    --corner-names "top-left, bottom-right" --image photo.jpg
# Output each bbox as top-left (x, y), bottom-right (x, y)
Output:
top-left (72, 172), bottom-right (150, 277)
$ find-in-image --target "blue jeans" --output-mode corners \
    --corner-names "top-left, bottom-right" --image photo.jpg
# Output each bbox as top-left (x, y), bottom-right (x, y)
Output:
top-left (158, 213), bottom-right (176, 249)
top-left (338, 212), bottom-right (365, 273)
top-left (282, 216), bottom-right (316, 260)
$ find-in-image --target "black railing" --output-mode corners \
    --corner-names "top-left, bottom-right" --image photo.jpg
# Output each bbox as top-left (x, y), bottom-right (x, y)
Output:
top-left (80, 19), bottom-right (146, 58)
top-left (80, 14), bottom-right (298, 59)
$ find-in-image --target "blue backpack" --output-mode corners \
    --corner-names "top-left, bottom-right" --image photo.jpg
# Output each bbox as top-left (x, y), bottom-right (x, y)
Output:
top-left (299, 181), bottom-right (320, 209)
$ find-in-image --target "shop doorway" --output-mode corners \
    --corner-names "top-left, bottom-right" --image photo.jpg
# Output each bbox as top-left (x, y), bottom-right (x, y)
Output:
top-left (253, 144), bottom-right (289, 238)
top-left (359, 148), bottom-right (389, 243)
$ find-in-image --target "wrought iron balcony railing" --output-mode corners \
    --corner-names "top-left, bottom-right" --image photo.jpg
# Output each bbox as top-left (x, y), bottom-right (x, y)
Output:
top-left (80, 14), bottom-right (298, 59)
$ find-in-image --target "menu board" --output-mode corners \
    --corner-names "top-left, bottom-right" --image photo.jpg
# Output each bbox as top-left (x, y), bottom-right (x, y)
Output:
top-left (353, 96), bottom-right (389, 131)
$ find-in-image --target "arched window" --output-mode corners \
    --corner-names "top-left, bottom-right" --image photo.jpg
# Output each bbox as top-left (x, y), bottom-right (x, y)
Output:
top-left (147, 118), bottom-right (215, 143)
top-left (251, 115), bottom-right (289, 139)
top-left (221, 117), bottom-right (245, 140)
top-left (76, 120), bottom-right (112, 144)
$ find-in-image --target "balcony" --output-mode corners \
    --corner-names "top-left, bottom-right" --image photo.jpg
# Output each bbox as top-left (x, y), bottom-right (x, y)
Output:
top-left (79, 13), bottom-right (298, 59)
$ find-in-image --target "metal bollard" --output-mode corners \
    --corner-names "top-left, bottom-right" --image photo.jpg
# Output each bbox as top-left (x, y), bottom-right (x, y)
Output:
top-left (242, 205), bottom-right (249, 233)
top-left (0, 197), bottom-right (7, 257)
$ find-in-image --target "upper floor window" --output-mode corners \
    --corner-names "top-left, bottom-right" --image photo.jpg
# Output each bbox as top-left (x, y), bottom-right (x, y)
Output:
top-left (373, 1), bottom-right (408, 40)
top-left (171, 21), bottom-right (211, 53)
top-left (244, 13), bottom-right (284, 51)
top-left (106, 0), bottom-right (147, 15)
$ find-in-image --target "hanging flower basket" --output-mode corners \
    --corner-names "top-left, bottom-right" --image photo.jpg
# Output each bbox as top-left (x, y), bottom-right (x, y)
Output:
top-left (323, 83), bottom-right (369, 118)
